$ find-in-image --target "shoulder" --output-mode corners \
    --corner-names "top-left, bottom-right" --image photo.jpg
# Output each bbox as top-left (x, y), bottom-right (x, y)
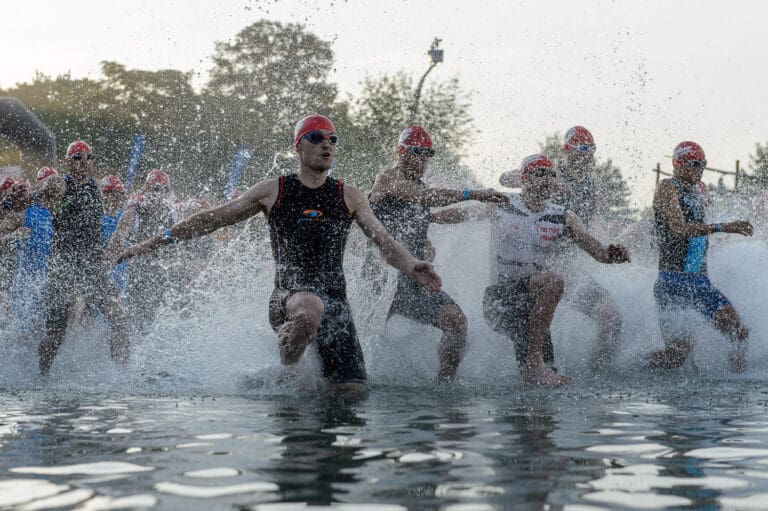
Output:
top-left (655, 178), bottom-right (679, 199)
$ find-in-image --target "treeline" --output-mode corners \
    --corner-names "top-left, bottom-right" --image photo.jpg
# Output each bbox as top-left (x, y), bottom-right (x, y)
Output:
top-left (1, 19), bottom-right (639, 220)
top-left (0, 20), bottom-right (475, 196)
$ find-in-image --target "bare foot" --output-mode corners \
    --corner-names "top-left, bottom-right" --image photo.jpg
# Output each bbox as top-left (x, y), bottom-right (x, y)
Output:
top-left (523, 363), bottom-right (571, 387)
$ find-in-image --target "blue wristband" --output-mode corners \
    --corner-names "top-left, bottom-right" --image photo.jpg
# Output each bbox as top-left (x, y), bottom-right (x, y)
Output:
top-left (463, 188), bottom-right (471, 201)
top-left (163, 229), bottom-right (174, 244)
top-left (716, 223), bottom-right (722, 233)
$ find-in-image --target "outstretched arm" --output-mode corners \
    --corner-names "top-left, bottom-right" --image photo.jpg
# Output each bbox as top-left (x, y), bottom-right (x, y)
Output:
top-left (116, 178), bottom-right (276, 264)
top-left (654, 180), bottom-right (752, 238)
top-left (346, 185), bottom-right (441, 291)
top-left (372, 175), bottom-right (508, 208)
top-left (431, 203), bottom-right (497, 224)
top-left (566, 211), bottom-right (630, 264)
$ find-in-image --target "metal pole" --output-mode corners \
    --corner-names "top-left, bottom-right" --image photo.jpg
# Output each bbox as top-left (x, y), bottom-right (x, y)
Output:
top-left (655, 163), bottom-right (661, 184)
top-left (408, 62), bottom-right (437, 123)
top-left (408, 38), bottom-right (443, 124)
top-left (734, 160), bottom-right (740, 191)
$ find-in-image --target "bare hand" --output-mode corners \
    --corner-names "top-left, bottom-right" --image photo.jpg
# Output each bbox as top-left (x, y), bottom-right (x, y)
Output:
top-left (8, 227), bottom-right (31, 242)
top-left (724, 220), bottom-right (753, 236)
top-left (115, 242), bottom-right (153, 265)
top-left (410, 260), bottom-right (442, 292)
top-left (606, 244), bottom-right (631, 263)
top-left (472, 189), bottom-right (509, 203)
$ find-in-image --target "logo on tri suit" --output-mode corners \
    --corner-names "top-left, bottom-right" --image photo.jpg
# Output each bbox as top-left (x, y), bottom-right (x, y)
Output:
top-left (299, 209), bottom-right (326, 223)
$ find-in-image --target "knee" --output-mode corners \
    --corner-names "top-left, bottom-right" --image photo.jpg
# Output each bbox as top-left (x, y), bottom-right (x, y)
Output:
top-left (286, 293), bottom-right (325, 330)
top-left (437, 305), bottom-right (467, 339)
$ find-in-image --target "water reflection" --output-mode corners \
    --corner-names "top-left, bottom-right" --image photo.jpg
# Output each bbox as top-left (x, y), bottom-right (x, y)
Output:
top-left (268, 392), bottom-right (371, 505)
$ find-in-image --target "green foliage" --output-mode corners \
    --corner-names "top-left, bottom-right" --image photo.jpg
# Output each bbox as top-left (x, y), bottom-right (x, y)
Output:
top-left (741, 142), bottom-right (768, 192)
top-left (339, 72), bottom-right (477, 188)
top-left (1, 19), bottom-right (477, 196)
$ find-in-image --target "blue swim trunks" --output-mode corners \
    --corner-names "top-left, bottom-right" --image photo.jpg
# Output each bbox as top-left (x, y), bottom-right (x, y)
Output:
top-left (654, 271), bottom-right (731, 320)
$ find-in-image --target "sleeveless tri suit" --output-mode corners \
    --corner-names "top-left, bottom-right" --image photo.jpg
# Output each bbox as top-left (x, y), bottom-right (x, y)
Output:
top-left (483, 193), bottom-right (568, 365)
top-left (45, 175), bottom-right (121, 333)
top-left (370, 182), bottom-right (456, 325)
top-left (267, 174), bottom-right (366, 384)
top-left (653, 178), bottom-right (730, 329)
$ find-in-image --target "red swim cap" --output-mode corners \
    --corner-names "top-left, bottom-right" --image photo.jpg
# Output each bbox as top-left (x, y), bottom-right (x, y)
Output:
top-left (36, 167), bottom-right (59, 182)
top-left (143, 169), bottom-right (171, 191)
top-left (101, 175), bottom-right (125, 193)
top-left (520, 154), bottom-right (554, 184)
top-left (66, 140), bottom-right (93, 158)
top-left (5, 179), bottom-right (30, 204)
top-left (1, 177), bottom-right (15, 195)
top-left (398, 125), bottom-right (433, 149)
top-left (673, 141), bottom-right (706, 169)
top-left (563, 126), bottom-right (595, 152)
top-left (293, 114), bottom-right (335, 147)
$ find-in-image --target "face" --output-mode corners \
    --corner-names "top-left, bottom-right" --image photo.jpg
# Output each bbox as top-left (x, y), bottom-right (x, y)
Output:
top-left (674, 160), bottom-right (706, 185)
top-left (523, 167), bottom-right (558, 199)
top-left (144, 184), bottom-right (170, 204)
top-left (296, 129), bottom-right (337, 172)
top-left (103, 190), bottom-right (126, 210)
top-left (66, 151), bottom-right (95, 179)
top-left (565, 145), bottom-right (595, 170)
top-left (399, 146), bottom-right (434, 180)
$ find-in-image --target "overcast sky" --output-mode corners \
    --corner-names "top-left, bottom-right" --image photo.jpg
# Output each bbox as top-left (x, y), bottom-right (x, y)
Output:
top-left (2, 0), bottom-right (767, 206)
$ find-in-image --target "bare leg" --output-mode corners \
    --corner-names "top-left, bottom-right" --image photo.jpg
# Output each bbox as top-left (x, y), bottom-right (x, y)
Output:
top-left (99, 298), bottom-right (130, 365)
top-left (713, 305), bottom-right (749, 373)
top-left (647, 338), bottom-right (692, 369)
top-left (38, 329), bottom-right (66, 377)
top-left (278, 292), bottom-right (324, 365)
top-left (582, 292), bottom-right (623, 370)
top-left (434, 304), bottom-right (467, 381)
top-left (523, 273), bottom-right (571, 386)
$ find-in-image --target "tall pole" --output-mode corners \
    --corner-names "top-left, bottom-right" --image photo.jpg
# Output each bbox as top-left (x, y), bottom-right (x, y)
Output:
top-left (408, 38), bottom-right (443, 124)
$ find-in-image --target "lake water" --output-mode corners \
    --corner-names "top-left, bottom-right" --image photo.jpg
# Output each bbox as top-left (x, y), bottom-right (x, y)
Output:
top-left (2, 377), bottom-right (768, 510)
top-left (2, 221), bottom-right (768, 509)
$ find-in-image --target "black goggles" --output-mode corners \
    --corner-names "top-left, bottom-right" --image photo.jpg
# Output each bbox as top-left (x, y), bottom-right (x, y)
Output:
top-left (71, 153), bottom-right (95, 161)
top-left (525, 166), bottom-right (557, 179)
top-left (408, 146), bottom-right (436, 158)
top-left (686, 159), bottom-right (707, 169)
top-left (302, 131), bottom-right (338, 145)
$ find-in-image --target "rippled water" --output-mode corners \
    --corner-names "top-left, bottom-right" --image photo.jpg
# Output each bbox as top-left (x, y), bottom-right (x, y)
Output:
top-left (3, 212), bottom-right (768, 509)
top-left (2, 378), bottom-right (768, 510)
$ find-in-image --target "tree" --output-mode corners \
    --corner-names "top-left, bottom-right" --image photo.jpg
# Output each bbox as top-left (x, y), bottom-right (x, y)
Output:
top-left (203, 19), bottom-right (342, 188)
top-left (538, 132), bottom-right (636, 221)
top-left (740, 141), bottom-right (768, 192)
top-left (340, 72), bottom-right (477, 188)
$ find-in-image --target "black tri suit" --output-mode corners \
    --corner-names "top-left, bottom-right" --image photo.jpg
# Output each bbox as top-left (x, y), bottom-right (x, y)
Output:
top-left (267, 174), bottom-right (366, 384)
top-left (46, 175), bottom-right (122, 333)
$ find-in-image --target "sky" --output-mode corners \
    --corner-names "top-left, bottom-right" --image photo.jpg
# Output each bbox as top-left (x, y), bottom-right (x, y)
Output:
top-left (2, 0), bottom-right (767, 207)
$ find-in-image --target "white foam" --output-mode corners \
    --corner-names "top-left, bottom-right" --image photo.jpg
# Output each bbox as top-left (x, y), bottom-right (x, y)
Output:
top-left (0, 480), bottom-right (68, 507)
top-left (11, 461), bottom-right (154, 475)
top-left (184, 467), bottom-right (240, 478)
top-left (154, 481), bottom-right (277, 497)
top-left (19, 489), bottom-right (94, 511)
top-left (72, 494), bottom-right (157, 510)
